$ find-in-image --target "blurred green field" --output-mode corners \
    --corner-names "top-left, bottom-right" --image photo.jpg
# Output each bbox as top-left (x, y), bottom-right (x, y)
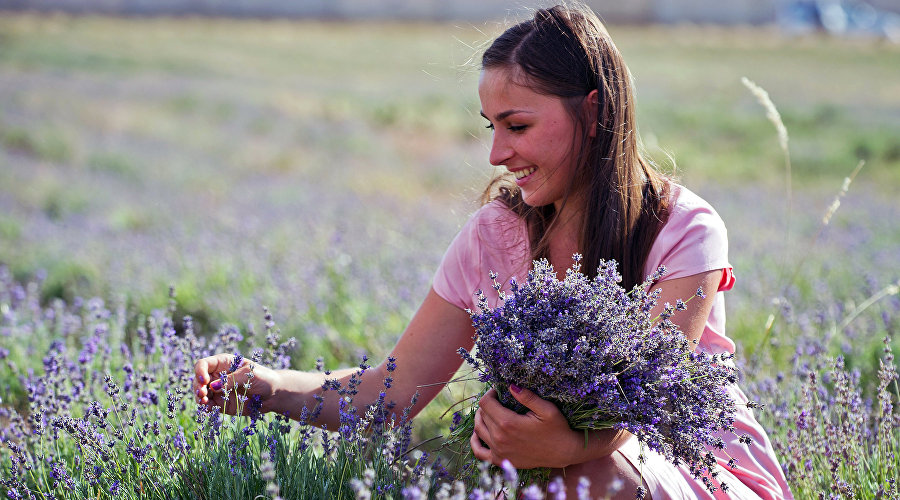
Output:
top-left (2, 14), bottom-right (899, 187)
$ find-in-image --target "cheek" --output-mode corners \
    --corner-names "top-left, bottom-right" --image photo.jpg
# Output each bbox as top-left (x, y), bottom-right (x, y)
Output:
top-left (547, 138), bottom-right (575, 172)
top-left (545, 125), bottom-right (575, 164)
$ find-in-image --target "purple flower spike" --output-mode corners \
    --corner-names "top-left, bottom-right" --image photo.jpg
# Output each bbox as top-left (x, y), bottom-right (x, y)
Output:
top-left (228, 354), bottom-right (244, 374)
top-left (500, 459), bottom-right (518, 485)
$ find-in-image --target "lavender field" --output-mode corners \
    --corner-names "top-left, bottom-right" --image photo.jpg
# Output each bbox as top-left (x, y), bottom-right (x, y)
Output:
top-left (1, 13), bottom-right (899, 498)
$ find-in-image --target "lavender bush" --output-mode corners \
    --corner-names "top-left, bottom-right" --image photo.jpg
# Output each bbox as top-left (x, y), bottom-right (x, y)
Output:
top-left (2, 266), bottom-right (898, 499)
top-left (450, 255), bottom-right (745, 495)
top-left (0, 272), bottom-right (453, 499)
top-left (730, 76), bottom-right (900, 499)
top-left (765, 341), bottom-right (899, 497)
top-left (743, 303), bottom-right (900, 498)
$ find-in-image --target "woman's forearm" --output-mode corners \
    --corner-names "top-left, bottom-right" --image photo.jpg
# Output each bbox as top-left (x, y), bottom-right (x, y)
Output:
top-left (567, 428), bottom-right (633, 466)
top-left (266, 360), bottom-right (432, 431)
top-left (251, 289), bottom-right (473, 430)
top-left (266, 367), bottom-right (345, 420)
top-left (266, 365), bottom-right (373, 428)
top-left (195, 289), bottom-right (472, 430)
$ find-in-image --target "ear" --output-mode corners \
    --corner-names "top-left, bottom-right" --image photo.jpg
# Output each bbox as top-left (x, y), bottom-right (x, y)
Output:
top-left (584, 89), bottom-right (600, 138)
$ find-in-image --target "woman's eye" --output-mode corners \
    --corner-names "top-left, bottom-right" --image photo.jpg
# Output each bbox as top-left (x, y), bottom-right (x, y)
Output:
top-left (483, 122), bottom-right (526, 132)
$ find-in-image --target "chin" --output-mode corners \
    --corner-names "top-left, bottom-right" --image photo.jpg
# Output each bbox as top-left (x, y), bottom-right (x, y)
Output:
top-left (521, 192), bottom-right (553, 208)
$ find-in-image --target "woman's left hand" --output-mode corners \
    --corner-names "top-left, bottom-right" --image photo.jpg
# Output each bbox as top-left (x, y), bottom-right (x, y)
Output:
top-left (471, 386), bottom-right (582, 469)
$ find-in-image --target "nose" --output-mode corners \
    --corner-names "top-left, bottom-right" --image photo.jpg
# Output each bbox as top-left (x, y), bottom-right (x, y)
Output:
top-left (488, 131), bottom-right (513, 167)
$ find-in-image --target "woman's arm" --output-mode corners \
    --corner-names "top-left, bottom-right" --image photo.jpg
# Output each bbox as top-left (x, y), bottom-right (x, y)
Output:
top-left (650, 269), bottom-right (723, 348)
top-left (193, 287), bottom-right (475, 429)
top-left (470, 269), bottom-right (724, 468)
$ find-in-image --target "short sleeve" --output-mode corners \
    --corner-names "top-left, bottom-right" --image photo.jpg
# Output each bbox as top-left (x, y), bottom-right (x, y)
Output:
top-left (432, 212), bottom-right (483, 310)
top-left (432, 201), bottom-right (529, 311)
top-left (646, 185), bottom-right (734, 291)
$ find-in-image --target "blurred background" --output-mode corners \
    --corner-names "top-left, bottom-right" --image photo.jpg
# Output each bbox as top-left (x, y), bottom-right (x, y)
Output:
top-left (1, 0), bottom-right (898, 383)
top-left (2, 0), bottom-right (900, 33)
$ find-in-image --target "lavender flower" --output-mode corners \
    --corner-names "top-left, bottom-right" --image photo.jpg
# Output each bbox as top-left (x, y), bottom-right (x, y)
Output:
top-left (546, 476), bottom-right (566, 500)
top-left (575, 477), bottom-right (591, 500)
top-left (458, 256), bottom-right (739, 493)
top-left (520, 484), bottom-right (545, 500)
top-left (500, 458), bottom-right (518, 485)
top-left (228, 354), bottom-right (244, 374)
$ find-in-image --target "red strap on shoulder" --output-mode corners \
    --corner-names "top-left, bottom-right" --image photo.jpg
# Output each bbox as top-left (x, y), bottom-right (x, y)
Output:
top-left (718, 267), bottom-right (735, 292)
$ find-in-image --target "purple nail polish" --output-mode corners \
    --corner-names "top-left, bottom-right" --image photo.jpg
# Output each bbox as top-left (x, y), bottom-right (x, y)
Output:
top-left (510, 384), bottom-right (522, 393)
top-left (210, 379), bottom-right (223, 391)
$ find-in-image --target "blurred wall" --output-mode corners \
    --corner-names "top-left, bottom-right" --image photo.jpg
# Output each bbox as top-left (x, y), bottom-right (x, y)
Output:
top-left (655, 0), bottom-right (775, 24)
top-left (0, 0), bottom-right (781, 24)
top-left (4, 0), bottom-right (897, 24)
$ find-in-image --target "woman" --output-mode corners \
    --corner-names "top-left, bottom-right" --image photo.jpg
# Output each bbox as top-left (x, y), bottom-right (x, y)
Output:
top-left (194, 4), bottom-right (792, 498)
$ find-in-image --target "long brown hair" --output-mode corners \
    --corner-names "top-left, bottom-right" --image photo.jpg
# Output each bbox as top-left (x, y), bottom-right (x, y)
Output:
top-left (480, 2), bottom-right (669, 290)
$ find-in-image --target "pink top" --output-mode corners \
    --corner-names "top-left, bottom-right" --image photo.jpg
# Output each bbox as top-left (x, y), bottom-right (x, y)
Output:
top-left (434, 184), bottom-right (735, 354)
top-left (432, 183), bottom-right (793, 499)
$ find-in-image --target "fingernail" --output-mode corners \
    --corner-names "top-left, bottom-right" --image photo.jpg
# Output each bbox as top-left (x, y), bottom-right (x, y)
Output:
top-left (210, 380), bottom-right (223, 391)
top-left (510, 384), bottom-right (522, 393)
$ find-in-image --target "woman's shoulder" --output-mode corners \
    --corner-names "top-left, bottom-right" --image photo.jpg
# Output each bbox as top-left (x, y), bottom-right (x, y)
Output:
top-left (667, 183), bottom-right (719, 215)
top-left (464, 199), bottom-right (528, 247)
top-left (433, 199), bottom-right (529, 310)
top-left (645, 182), bottom-right (730, 281)
top-left (471, 198), bottom-right (521, 222)
top-left (664, 183), bottom-right (727, 234)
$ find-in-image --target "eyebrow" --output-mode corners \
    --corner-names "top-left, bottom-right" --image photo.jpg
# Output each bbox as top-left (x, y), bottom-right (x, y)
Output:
top-left (480, 109), bottom-right (533, 122)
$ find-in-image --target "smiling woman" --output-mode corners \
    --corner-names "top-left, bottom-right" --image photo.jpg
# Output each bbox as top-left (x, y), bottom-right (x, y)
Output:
top-left (194, 2), bottom-right (793, 498)
top-left (459, 6), bottom-right (794, 498)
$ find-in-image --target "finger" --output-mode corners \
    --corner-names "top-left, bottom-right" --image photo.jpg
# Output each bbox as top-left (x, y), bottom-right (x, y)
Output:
top-left (470, 428), bottom-right (492, 462)
top-left (473, 407), bottom-right (491, 446)
top-left (193, 358), bottom-right (211, 391)
top-left (477, 387), bottom-right (504, 415)
top-left (479, 387), bottom-right (499, 404)
top-left (209, 370), bottom-right (238, 394)
top-left (194, 354), bottom-right (232, 384)
top-left (479, 388), bottom-right (524, 434)
top-left (201, 380), bottom-right (248, 415)
top-left (507, 385), bottom-right (557, 419)
top-left (194, 357), bottom-right (218, 403)
top-left (210, 355), bottom-right (248, 389)
top-left (193, 354), bottom-right (242, 402)
top-left (195, 385), bottom-right (208, 405)
top-left (212, 361), bottom-right (258, 398)
top-left (208, 373), bottom-right (228, 393)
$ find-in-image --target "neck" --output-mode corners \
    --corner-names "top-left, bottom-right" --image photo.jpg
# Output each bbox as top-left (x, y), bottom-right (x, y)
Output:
top-left (552, 192), bottom-right (586, 240)
top-left (548, 195), bottom-right (585, 272)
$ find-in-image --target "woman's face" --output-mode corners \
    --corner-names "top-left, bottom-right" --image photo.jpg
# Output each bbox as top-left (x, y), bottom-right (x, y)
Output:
top-left (478, 67), bottom-right (580, 211)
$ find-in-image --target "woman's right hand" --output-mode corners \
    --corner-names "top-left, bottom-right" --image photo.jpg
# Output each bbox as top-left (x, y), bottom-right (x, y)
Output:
top-left (193, 354), bottom-right (283, 415)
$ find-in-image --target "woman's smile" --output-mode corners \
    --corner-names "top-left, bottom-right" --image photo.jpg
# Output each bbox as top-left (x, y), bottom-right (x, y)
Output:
top-left (510, 166), bottom-right (537, 182)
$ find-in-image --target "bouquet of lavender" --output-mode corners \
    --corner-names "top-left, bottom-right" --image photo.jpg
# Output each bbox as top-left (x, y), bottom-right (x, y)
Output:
top-left (451, 255), bottom-right (741, 493)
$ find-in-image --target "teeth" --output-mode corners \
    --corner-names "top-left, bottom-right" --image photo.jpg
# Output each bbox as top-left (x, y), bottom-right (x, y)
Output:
top-left (512, 167), bottom-right (536, 180)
